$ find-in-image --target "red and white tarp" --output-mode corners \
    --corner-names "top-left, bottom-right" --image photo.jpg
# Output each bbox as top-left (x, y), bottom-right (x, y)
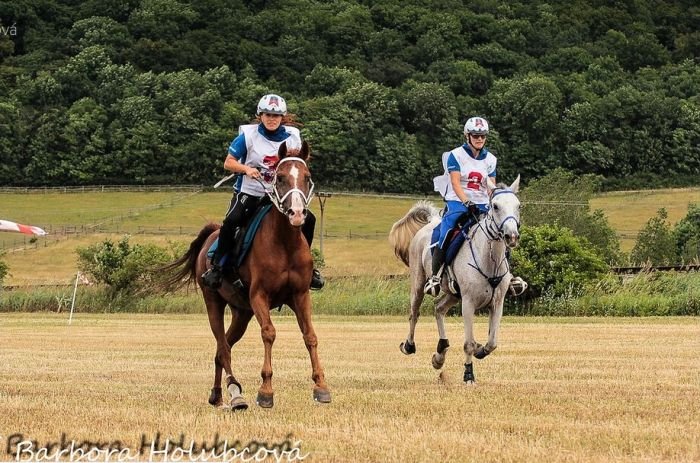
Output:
top-left (0, 219), bottom-right (48, 236)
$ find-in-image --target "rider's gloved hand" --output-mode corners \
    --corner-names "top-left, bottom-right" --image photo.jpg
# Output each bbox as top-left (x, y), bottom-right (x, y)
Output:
top-left (245, 167), bottom-right (261, 179)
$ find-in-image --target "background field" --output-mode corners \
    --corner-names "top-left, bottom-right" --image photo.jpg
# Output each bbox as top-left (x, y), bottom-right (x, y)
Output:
top-left (0, 314), bottom-right (698, 462)
top-left (2, 187), bottom-right (700, 285)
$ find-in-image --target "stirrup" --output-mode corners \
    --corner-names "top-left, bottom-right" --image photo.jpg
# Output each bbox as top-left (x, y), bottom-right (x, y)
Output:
top-left (509, 276), bottom-right (528, 296)
top-left (202, 265), bottom-right (223, 289)
top-left (423, 275), bottom-right (441, 296)
top-left (310, 269), bottom-right (325, 290)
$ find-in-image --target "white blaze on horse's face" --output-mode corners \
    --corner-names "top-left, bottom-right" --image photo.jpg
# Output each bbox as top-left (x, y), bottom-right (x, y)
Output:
top-left (274, 157), bottom-right (314, 227)
top-left (287, 165), bottom-right (305, 226)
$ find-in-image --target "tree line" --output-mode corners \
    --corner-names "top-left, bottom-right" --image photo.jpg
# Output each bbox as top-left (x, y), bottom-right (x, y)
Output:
top-left (0, 0), bottom-right (698, 192)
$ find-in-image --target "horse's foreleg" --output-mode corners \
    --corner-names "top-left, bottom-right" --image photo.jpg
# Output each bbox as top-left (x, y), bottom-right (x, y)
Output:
top-left (251, 293), bottom-right (275, 408)
top-left (432, 293), bottom-right (457, 369)
top-left (291, 291), bottom-right (331, 404)
top-left (461, 298), bottom-right (478, 384)
top-left (400, 274), bottom-right (424, 355)
top-left (475, 297), bottom-right (504, 360)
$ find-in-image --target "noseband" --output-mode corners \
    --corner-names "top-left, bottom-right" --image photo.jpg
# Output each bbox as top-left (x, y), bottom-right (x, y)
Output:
top-left (260, 157), bottom-right (315, 214)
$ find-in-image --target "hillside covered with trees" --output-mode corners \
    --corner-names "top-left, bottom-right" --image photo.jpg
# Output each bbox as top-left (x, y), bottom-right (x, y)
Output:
top-left (0, 0), bottom-right (698, 191)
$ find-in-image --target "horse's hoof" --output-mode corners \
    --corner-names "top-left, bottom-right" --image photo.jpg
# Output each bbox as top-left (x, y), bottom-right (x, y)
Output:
top-left (474, 347), bottom-right (488, 360)
top-left (464, 380), bottom-right (477, 387)
top-left (313, 388), bottom-right (331, 404)
top-left (230, 396), bottom-right (249, 411)
top-left (256, 391), bottom-right (274, 408)
top-left (431, 352), bottom-right (446, 370)
top-left (208, 387), bottom-right (223, 407)
top-left (400, 341), bottom-right (416, 355)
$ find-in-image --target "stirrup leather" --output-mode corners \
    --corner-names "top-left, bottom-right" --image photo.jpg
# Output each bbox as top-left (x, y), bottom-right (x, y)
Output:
top-left (446, 265), bottom-right (459, 295)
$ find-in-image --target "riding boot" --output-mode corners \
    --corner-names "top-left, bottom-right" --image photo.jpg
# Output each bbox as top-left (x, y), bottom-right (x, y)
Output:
top-left (202, 227), bottom-right (239, 290)
top-left (310, 268), bottom-right (325, 290)
top-left (424, 246), bottom-right (446, 296)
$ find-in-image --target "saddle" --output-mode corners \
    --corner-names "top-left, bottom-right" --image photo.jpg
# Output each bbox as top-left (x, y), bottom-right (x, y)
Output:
top-left (207, 203), bottom-right (273, 269)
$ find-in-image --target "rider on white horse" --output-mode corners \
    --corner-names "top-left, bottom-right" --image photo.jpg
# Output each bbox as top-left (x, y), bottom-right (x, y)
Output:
top-left (426, 116), bottom-right (526, 297)
top-left (426, 117), bottom-right (495, 296)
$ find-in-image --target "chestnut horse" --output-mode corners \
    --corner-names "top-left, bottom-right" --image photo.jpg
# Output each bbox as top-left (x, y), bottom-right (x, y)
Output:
top-left (161, 141), bottom-right (330, 410)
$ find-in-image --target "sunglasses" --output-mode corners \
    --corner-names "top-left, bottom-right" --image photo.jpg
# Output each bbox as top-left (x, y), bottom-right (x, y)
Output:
top-left (470, 134), bottom-right (487, 140)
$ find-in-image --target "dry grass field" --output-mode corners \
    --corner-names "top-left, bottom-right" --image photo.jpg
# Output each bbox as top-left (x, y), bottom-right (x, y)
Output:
top-left (1, 313), bottom-right (698, 462)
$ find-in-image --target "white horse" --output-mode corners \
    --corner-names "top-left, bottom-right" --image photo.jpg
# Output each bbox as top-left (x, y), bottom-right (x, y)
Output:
top-left (388, 176), bottom-right (521, 384)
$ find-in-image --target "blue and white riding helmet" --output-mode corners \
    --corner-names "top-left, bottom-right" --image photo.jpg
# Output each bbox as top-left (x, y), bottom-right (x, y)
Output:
top-left (464, 117), bottom-right (490, 136)
top-left (257, 94), bottom-right (287, 116)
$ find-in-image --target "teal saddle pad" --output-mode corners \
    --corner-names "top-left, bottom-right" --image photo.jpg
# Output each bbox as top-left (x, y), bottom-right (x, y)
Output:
top-left (207, 204), bottom-right (272, 268)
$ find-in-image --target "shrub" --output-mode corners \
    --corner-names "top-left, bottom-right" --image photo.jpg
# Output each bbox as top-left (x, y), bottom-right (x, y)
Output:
top-left (521, 168), bottom-right (623, 264)
top-left (76, 236), bottom-right (181, 295)
top-left (630, 208), bottom-right (676, 265)
top-left (0, 250), bottom-right (8, 286)
top-left (673, 203), bottom-right (700, 262)
top-left (511, 224), bottom-right (609, 298)
top-left (311, 247), bottom-right (325, 269)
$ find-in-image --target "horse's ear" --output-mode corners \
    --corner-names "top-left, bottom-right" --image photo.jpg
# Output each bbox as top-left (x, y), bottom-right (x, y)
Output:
top-left (298, 140), bottom-right (310, 161)
top-left (509, 174), bottom-right (521, 193)
top-left (278, 142), bottom-right (288, 159)
top-left (486, 177), bottom-right (497, 195)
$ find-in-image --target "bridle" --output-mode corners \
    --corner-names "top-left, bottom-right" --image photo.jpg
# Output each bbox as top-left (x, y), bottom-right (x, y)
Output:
top-left (467, 188), bottom-right (520, 294)
top-left (256, 157), bottom-right (315, 214)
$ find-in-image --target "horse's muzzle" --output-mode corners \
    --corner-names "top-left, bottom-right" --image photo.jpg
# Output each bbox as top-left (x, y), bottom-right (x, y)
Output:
top-left (286, 208), bottom-right (307, 227)
top-left (504, 232), bottom-right (520, 248)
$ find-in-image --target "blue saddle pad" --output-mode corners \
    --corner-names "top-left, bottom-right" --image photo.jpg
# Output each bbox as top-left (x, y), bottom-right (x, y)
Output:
top-left (430, 215), bottom-right (476, 266)
top-left (207, 204), bottom-right (273, 268)
top-left (444, 226), bottom-right (469, 265)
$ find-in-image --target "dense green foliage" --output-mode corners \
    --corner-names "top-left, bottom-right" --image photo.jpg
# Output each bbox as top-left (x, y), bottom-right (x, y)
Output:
top-left (0, 250), bottom-right (8, 285)
top-left (520, 168), bottom-right (622, 263)
top-left (1, 0), bottom-right (698, 190)
top-left (631, 203), bottom-right (700, 264)
top-left (76, 235), bottom-right (181, 294)
top-left (511, 224), bottom-right (609, 298)
top-left (630, 208), bottom-right (677, 264)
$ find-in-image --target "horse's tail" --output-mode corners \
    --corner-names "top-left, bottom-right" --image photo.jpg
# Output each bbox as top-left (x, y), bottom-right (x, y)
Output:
top-left (158, 223), bottom-right (220, 292)
top-left (388, 201), bottom-right (439, 267)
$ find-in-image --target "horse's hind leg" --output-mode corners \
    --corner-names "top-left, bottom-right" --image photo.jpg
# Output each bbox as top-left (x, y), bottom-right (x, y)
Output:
top-left (291, 291), bottom-right (331, 404)
top-left (432, 293), bottom-right (458, 370)
top-left (205, 294), bottom-right (246, 410)
top-left (400, 274), bottom-right (424, 355)
top-left (224, 307), bottom-right (254, 410)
